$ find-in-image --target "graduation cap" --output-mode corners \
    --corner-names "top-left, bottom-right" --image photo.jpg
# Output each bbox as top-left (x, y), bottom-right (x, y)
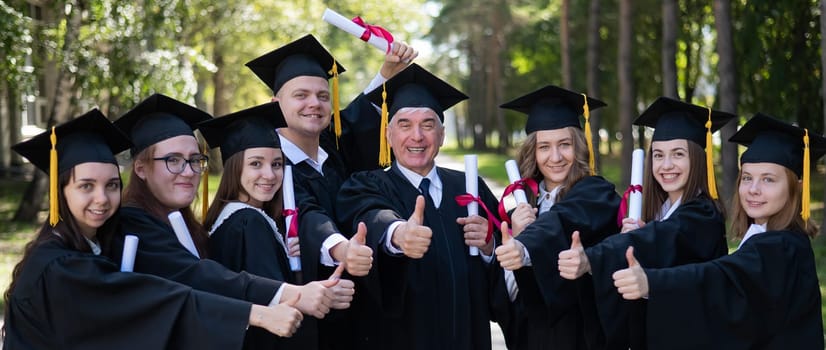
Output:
top-left (113, 93), bottom-right (212, 156)
top-left (730, 113), bottom-right (826, 223)
top-left (364, 64), bottom-right (468, 166)
top-left (199, 101), bottom-right (287, 165)
top-left (500, 85), bottom-right (607, 173)
top-left (12, 109), bottom-right (132, 226)
top-left (246, 34), bottom-right (346, 144)
top-left (634, 96), bottom-right (737, 199)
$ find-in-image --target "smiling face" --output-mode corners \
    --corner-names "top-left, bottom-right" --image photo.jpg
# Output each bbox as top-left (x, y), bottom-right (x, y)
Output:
top-left (386, 107), bottom-right (445, 176)
top-left (534, 128), bottom-right (576, 191)
top-left (238, 147), bottom-right (284, 208)
top-left (64, 162), bottom-right (121, 238)
top-left (738, 162), bottom-right (790, 225)
top-left (275, 76), bottom-right (332, 141)
top-left (135, 135), bottom-right (202, 210)
top-left (651, 139), bottom-right (690, 203)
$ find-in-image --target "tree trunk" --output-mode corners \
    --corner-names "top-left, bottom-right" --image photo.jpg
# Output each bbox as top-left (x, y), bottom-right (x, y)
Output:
top-left (618, 0), bottom-right (635, 187)
top-left (561, 0), bottom-right (572, 89)
top-left (587, 0), bottom-right (602, 170)
top-left (0, 81), bottom-right (11, 177)
top-left (714, 0), bottom-right (738, 210)
top-left (14, 0), bottom-right (81, 223)
top-left (820, 0), bottom-right (826, 233)
top-left (662, 0), bottom-right (679, 99)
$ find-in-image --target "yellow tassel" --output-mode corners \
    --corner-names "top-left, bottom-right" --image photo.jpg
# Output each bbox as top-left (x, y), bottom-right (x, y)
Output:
top-left (705, 107), bottom-right (718, 200)
top-left (581, 93), bottom-right (595, 175)
top-left (49, 126), bottom-right (58, 226)
top-left (801, 129), bottom-right (810, 224)
top-left (378, 82), bottom-right (391, 167)
top-left (329, 61), bottom-right (342, 149)
top-left (201, 143), bottom-right (209, 221)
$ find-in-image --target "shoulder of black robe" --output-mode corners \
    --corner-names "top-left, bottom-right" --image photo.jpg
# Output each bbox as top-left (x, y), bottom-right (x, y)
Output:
top-left (513, 175), bottom-right (621, 310)
top-left (584, 195), bottom-right (727, 345)
top-left (5, 238), bottom-right (250, 350)
top-left (324, 92), bottom-right (384, 175)
top-left (208, 208), bottom-right (293, 283)
top-left (117, 206), bottom-right (281, 304)
top-left (644, 230), bottom-right (823, 350)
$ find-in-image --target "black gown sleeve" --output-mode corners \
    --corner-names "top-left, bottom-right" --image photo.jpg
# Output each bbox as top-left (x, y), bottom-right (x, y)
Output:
top-left (118, 207), bottom-right (281, 305)
top-left (4, 240), bottom-right (251, 350)
top-left (209, 208), bottom-right (292, 283)
top-left (644, 231), bottom-right (823, 349)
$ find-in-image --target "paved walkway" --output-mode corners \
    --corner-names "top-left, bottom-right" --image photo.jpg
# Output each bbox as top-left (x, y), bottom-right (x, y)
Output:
top-left (435, 152), bottom-right (508, 349)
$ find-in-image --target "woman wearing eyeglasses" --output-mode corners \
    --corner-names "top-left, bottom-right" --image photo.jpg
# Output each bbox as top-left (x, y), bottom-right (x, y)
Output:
top-left (112, 94), bottom-right (339, 321)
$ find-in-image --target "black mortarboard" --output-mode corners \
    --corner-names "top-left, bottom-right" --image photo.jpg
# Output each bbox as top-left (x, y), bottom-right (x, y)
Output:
top-left (730, 113), bottom-right (826, 223)
top-left (113, 93), bottom-right (212, 156)
top-left (634, 96), bottom-right (735, 148)
top-left (500, 85), bottom-right (607, 134)
top-left (364, 63), bottom-right (468, 122)
top-left (245, 34), bottom-right (345, 94)
top-left (730, 113), bottom-right (826, 178)
top-left (12, 109), bottom-right (132, 226)
top-left (199, 102), bottom-right (287, 165)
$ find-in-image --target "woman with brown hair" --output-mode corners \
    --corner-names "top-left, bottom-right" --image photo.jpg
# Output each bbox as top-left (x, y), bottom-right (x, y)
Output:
top-left (613, 113), bottom-right (824, 349)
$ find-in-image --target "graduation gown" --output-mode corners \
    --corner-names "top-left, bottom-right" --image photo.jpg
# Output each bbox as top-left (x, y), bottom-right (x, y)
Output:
top-left (209, 207), bottom-right (318, 350)
top-left (585, 195), bottom-right (727, 349)
top-left (4, 238), bottom-right (251, 350)
top-left (644, 230), bottom-right (823, 349)
top-left (112, 206), bottom-right (281, 305)
top-left (493, 176), bottom-right (621, 350)
top-left (336, 164), bottom-right (502, 350)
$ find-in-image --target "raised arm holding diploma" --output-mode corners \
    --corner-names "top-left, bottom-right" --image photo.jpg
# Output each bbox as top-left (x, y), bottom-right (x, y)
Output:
top-left (322, 8), bottom-right (393, 53)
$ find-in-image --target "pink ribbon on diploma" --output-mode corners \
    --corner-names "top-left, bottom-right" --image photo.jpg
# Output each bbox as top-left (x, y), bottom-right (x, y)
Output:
top-left (617, 184), bottom-right (642, 226)
top-left (282, 208), bottom-right (299, 238)
top-left (352, 16), bottom-right (394, 53)
top-left (497, 178), bottom-right (539, 224)
top-left (455, 194), bottom-right (502, 243)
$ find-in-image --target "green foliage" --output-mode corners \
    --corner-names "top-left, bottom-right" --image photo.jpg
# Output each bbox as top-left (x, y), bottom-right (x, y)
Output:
top-left (0, 1), bottom-right (34, 89)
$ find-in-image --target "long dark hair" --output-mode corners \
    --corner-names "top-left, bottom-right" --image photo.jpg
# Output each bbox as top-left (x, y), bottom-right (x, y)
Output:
top-left (4, 168), bottom-right (121, 333)
top-left (203, 151), bottom-right (284, 231)
top-left (122, 143), bottom-right (210, 258)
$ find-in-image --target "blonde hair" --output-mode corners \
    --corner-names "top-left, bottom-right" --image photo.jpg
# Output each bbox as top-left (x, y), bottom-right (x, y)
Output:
top-left (731, 166), bottom-right (818, 238)
top-left (516, 126), bottom-right (591, 203)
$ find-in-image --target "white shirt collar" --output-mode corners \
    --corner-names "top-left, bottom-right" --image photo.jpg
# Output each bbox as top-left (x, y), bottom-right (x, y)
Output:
top-left (537, 180), bottom-right (563, 214)
top-left (656, 196), bottom-right (682, 221)
top-left (277, 130), bottom-right (328, 175)
top-left (737, 223), bottom-right (767, 250)
top-left (396, 163), bottom-right (443, 208)
top-left (84, 237), bottom-right (101, 255)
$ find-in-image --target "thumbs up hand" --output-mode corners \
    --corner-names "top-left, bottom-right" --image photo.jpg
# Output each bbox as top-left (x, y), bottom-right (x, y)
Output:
top-left (558, 231), bottom-right (590, 280)
top-left (391, 196), bottom-right (433, 259)
top-left (495, 221), bottom-right (525, 271)
top-left (324, 265), bottom-right (355, 310)
top-left (250, 294), bottom-right (304, 337)
top-left (343, 222), bottom-right (373, 277)
top-left (612, 246), bottom-right (649, 300)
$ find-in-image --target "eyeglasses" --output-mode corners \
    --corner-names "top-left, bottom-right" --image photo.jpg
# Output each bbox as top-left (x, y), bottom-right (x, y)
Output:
top-left (153, 154), bottom-right (209, 174)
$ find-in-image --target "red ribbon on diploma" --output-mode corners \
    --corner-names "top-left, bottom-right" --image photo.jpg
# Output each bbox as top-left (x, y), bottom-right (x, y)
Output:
top-left (455, 194), bottom-right (501, 243)
top-left (281, 208), bottom-right (299, 238)
top-left (497, 178), bottom-right (539, 224)
top-left (351, 16), bottom-right (394, 53)
top-left (617, 184), bottom-right (642, 226)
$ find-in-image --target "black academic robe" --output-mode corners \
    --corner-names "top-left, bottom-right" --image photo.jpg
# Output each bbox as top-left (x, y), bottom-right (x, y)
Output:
top-left (112, 206), bottom-right (281, 305)
top-left (644, 230), bottom-right (823, 350)
top-left (336, 164), bottom-right (503, 350)
top-left (4, 238), bottom-right (251, 350)
top-left (585, 195), bottom-right (727, 349)
top-left (209, 208), bottom-right (317, 350)
top-left (492, 176), bottom-right (621, 350)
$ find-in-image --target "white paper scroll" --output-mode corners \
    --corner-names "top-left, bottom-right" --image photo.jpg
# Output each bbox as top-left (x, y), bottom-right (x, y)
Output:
top-left (283, 165), bottom-right (301, 271)
top-left (322, 8), bottom-right (390, 53)
top-left (120, 235), bottom-right (139, 272)
top-left (168, 211), bottom-right (200, 258)
top-left (464, 155), bottom-right (480, 256)
top-left (505, 160), bottom-right (528, 205)
top-left (629, 149), bottom-right (645, 220)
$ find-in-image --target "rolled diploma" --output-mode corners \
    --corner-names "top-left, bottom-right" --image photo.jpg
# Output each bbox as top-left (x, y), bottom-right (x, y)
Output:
top-left (168, 211), bottom-right (200, 258)
top-left (505, 160), bottom-right (528, 204)
top-left (322, 8), bottom-right (390, 52)
top-left (120, 235), bottom-right (139, 272)
top-left (465, 155), bottom-right (480, 256)
top-left (629, 149), bottom-right (645, 220)
top-left (283, 165), bottom-right (301, 271)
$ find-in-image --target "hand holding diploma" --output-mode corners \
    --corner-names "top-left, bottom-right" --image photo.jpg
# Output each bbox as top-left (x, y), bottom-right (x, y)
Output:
top-left (618, 149), bottom-right (645, 226)
top-left (558, 231), bottom-right (590, 280)
top-left (322, 8), bottom-right (394, 52)
top-left (509, 203), bottom-right (537, 237)
top-left (612, 247), bottom-right (649, 300)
